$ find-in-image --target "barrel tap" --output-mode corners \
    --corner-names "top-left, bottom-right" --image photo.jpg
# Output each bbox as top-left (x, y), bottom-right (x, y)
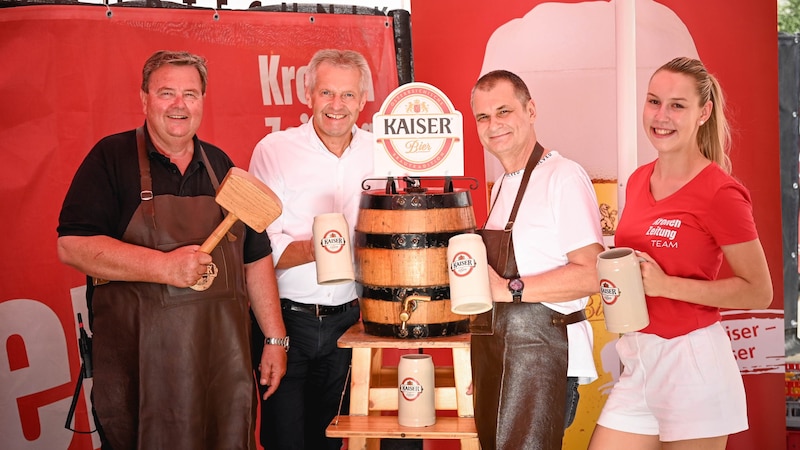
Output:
top-left (399, 294), bottom-right (430, 337)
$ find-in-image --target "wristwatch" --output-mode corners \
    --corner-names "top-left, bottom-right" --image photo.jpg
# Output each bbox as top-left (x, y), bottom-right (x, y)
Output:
top-left (508, 278), bottom-right (524, 303)
top-left (264, 336), bottom-right (290, 352)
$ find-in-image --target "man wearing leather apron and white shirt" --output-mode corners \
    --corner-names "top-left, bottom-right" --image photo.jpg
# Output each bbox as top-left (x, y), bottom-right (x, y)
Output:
top-left (470, 70), bottom-right (604, 450)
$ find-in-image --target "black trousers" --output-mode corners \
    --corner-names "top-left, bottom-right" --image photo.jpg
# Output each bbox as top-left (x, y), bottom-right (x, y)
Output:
top-left (251, 302), bottom-right (360, 450)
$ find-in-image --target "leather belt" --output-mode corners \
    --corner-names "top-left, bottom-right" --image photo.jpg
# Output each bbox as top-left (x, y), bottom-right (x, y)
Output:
top-left (280, 299), bottom-right (358, 317)
top-left (551, 309), bottom-right (587, 326)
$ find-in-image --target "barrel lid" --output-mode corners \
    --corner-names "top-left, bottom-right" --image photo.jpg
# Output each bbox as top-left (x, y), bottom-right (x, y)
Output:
top-left (360, 189), bottom-right (472, 210)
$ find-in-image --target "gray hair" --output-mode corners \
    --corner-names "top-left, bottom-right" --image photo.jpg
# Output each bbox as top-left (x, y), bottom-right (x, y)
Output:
top-left (305, 49), bottom-right (371, 94)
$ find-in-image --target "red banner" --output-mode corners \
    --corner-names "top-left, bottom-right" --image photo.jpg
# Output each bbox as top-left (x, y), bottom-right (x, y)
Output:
top-left (0, 6), bottom-right (398, 449)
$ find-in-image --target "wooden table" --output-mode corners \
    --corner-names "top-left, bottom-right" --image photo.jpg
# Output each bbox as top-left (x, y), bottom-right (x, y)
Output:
top-left (326, 323), bottom-right (479, 450)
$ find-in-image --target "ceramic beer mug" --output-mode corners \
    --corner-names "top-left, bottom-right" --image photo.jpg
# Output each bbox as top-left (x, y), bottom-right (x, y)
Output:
top-left (597, 247), bottom-right (650, 333)
top-left (398, 354), bottom-right (436, 427)
top-left (312, 213), bottom-right (355, 285)
top-left (447, 233), bottom-right (493, 315)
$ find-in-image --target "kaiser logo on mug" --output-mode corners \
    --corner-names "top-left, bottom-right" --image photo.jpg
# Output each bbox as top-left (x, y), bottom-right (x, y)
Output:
top-left (450, 252), bottom-right (477, 276)
top-left (599, 279), bottom-right (622, 305)
top-left (320, 231), bottom-right (346, 253)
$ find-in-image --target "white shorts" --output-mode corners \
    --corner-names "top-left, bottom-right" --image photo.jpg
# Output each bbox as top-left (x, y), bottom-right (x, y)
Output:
top-left (596, 322), bottom-right (748, 441)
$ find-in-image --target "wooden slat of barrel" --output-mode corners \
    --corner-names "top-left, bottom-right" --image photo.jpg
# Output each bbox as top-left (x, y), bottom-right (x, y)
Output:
top-left (358, 297), bottom-right (455, 324)
top-left (356, 247), bottom-right (449, 287)
top-left (357, 207), bottom-right (477, 234)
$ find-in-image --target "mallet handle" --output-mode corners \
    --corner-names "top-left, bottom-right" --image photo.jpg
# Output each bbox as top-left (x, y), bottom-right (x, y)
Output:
top-left (199, 214), bottom-right (239, 254)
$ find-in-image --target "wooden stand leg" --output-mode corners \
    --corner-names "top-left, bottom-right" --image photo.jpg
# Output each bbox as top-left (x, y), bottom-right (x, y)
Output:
top-left (452, 347), bottom-right (473, 418)
top-left (453, 345), bottom-right (480, 449)
top-left (347, 347), bottom-right (372, 450)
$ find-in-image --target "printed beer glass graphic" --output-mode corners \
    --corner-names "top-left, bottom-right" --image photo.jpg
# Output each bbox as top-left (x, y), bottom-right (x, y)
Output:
top-left (597, 247), bottom-right (649, 333)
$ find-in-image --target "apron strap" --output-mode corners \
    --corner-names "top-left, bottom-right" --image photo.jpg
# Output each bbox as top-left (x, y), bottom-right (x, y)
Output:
top-left (135, 127), bottom-right (223, 227)
top-left (135, 126), bottom-right (156, 229)
top-left (198, 144), bottom-right (221, 190)
top-left (482, 141), bottom-right (545, 230)
top-left (196, 139), bottom-right (235, 245)
top-left (135, 126), bottom-right (233, 247)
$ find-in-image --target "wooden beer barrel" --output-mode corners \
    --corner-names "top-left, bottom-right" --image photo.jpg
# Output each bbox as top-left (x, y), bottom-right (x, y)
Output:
top-left (355, 188), bottom-right (476, 338)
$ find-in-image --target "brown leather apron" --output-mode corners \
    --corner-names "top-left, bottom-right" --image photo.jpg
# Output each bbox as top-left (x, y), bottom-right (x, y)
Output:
top-left (471, 302), bottom-right (569, 450)
top-left (91, 128), bottom-right (256, 450)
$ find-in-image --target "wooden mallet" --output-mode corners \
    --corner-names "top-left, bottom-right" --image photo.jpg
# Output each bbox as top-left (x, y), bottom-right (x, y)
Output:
top-left (191, 167), bottom-right (282, 290)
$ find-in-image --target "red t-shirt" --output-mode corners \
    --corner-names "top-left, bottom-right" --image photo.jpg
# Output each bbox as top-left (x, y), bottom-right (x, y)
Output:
top-left (615, 161), bottom-right (758, 338)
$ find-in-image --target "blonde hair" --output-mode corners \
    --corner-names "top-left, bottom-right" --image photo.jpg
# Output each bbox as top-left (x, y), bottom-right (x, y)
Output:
top-left (654, 57), bottom-right (732, 174)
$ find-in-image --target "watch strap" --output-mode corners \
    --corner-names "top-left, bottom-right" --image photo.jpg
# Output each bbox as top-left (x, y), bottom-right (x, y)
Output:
top-left (508, 278), bottom-right (524, 303)
top-left (264, 336), bottom-right (290, 351)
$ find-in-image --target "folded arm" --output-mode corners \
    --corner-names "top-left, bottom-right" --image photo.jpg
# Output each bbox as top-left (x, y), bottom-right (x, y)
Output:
top-left (490, 242), bottom-right (605, 303)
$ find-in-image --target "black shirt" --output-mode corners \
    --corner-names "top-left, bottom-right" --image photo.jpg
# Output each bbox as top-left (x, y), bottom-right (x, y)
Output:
top-left (57, 125), bottom-right (271, 264)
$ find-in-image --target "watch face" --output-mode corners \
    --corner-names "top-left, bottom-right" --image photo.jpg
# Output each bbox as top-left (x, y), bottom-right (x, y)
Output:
top-left (508, 278), bottom-right (524, 292)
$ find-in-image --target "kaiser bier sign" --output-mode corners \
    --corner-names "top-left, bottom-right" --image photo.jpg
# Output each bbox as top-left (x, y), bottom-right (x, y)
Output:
top-left (373, 82), bottom-right (464, 176)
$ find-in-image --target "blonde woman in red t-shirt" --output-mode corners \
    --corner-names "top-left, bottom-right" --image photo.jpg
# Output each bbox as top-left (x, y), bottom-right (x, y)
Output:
top-left (588, 57), bottom-right (772, 450)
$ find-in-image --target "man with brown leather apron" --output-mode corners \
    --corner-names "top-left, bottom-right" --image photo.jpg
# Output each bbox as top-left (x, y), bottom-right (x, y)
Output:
top-left (57, 51), bottom-right (287, 449)
top-left (469, 71), bottom-right (604, 449)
